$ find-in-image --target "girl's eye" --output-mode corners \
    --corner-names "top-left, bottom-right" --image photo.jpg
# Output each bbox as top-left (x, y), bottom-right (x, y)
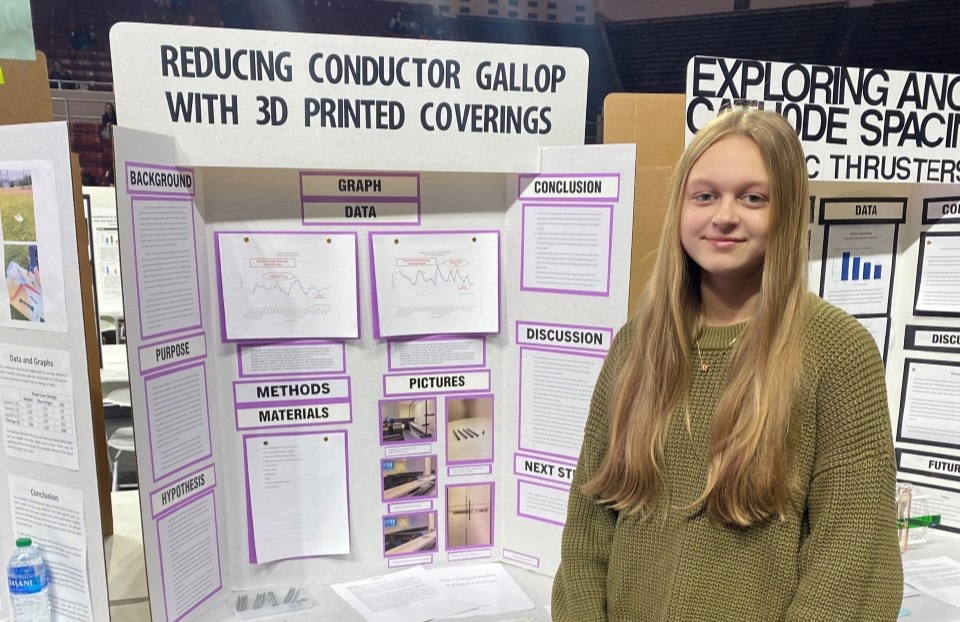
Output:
top-left (693, 192), bottom-right (714, 202)
top-left (742, 193), bottom-right (767, 205)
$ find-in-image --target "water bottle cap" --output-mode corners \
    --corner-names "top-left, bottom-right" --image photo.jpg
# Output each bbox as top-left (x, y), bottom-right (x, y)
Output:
top-left (14, 537), bottom-right (31, 547)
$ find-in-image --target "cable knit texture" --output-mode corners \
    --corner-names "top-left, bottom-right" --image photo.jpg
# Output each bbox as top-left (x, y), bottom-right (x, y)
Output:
top-left (552, 293), bottom-right (903, 621)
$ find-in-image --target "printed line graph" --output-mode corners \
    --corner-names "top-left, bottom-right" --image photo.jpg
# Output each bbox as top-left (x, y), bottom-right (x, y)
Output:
top-left (246, 276), bottom-right (332, 299)
top-left (217, 232), bottom-right (359, 339)
top-left (242, 271), bottom-right (334, 321)
top-left (242, 259), bottom-right (332, 305)
top-left (370, 232), bottom-right (499, 336)
top-left (391, 257), bottom-right (478, 301)
top-left (393, 258), bottom-right (475, 290)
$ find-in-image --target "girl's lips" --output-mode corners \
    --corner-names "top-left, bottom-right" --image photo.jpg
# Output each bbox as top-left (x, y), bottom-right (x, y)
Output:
top-left (705, 237), bottom-right (743, 248)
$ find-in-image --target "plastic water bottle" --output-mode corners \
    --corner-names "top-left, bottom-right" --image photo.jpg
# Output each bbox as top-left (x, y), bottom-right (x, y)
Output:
top-left (6, 539), bottom-right (50, 622)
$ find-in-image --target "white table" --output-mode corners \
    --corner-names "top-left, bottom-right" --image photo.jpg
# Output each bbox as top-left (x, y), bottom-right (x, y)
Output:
top-left (901, 533), bottom-right (960, 621)
top-left (100, 364), bottom-right (130, 401)
top-left (104, 488), bottom-right (960, 621)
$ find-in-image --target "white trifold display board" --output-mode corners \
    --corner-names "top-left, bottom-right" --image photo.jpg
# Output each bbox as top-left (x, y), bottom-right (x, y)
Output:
top-left (0, 122), bottom-right (110, 620)
top-left (83, 187), bottom-right (122, 318)
top-left (688, 56), bottom-right (960, 538)
top-left (111, 23), bottom-right (635, 622)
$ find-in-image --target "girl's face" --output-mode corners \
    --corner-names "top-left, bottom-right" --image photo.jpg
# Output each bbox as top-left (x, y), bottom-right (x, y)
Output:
top-left (106, 104), bottom-right (114, 114)
top-left (679, 135), bottom-right (771, 290)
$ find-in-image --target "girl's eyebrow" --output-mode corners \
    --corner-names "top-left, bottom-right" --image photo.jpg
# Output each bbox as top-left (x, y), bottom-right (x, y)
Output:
top-left (686, 177), bottom-right (769, 188)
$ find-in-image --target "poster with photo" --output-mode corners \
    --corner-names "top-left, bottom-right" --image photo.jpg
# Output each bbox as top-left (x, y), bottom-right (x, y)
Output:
top-left (445, 395), bottom-right (494, 465)
top-left (2, 168), bottom-right (41, 323)
top-left (0, 161), bottom-right (67, 332)
top-left (382, 511), bottom-right (439, 558)
top-left (381, 456), bottom-right (438, 502)
top-left (445, 482), bottom-right (494, 551)
top-left (379, 398), bottom-right (437, 446)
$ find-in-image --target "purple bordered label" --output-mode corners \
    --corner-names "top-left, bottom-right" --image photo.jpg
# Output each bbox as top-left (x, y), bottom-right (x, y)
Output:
top-left (388, 554), bottom-right (433, 568)
top-left (387, 335), bottom-right (486, 371)
top-left (139, 332), bottom-right (207, 376)
top-left (513, 452), bottom-right (576, 485)
top-left (517, 479), bottom-right (569, 527)
top-left (388, 500), bottom-right (434, 514)
top-left (233, 376), bottom-right (352, 429)
top-left (233, 376), bottom-right (350, 405)
top-left (300, 171), bottom-right (421, 225)
top-left (125, 162), bottom-right (195, 197)
top-left (235, 402), bottom-right (351, 430)
top-left (502, 548), bottom-right (540, 568)
top-left (515, 321), bottom-right (612, 353)
top-left (518, 173), bottom-right (620, 202)
top-left (448, 464), bottom-right (493, 477)
top-left (383, 369), bottom-right (490, 396)
top-left (237, 340), bottom-right (346, 377)
top-left (448, 549), bottom-right (492, 562)
top-left (150, 464), bottom-right (216, 518)
top-left (385, 444), bottom-right (432, 457)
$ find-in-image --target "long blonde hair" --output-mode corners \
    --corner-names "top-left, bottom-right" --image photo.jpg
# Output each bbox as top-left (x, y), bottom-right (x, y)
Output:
top-left (584, 108), bottom-right (810, 526)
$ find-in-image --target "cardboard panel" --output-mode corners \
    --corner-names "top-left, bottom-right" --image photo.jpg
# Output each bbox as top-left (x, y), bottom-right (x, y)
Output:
top-left (71, 154), bottom-right (114, 537)
top-left (602, 93), bottom-right (685, 313)
top-left (0, 51), bottom-right (52, 125)
top-left (627, 166), bottom-right (672, 309)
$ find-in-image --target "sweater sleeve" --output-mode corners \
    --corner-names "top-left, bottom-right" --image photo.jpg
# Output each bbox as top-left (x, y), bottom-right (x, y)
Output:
top-left (551, 324), bottom-right (631, 622)
top-left (785, 313), bottom-right (903, 621)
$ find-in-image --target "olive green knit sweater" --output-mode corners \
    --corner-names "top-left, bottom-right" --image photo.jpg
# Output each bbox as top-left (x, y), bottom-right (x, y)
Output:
top-left (552, 294), bottom-right (903, 621)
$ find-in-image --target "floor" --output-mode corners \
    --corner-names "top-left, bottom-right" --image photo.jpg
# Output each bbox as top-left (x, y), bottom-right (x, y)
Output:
top-left (105, 491), bottom-right (149, 620)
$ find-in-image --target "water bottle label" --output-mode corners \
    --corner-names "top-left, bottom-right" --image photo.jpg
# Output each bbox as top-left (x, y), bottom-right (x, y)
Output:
top-left (8, 567), bottom-right (47, 595)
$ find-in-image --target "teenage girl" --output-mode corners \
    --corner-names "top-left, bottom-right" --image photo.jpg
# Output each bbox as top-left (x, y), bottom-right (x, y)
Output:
top-left (552, 108), bottom-right (902, 621)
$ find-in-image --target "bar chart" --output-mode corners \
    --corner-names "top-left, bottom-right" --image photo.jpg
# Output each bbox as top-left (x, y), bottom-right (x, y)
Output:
top-left (840, 251), bottom-right (883, 281)
top-left (820, 223), bottom-right (896, 316)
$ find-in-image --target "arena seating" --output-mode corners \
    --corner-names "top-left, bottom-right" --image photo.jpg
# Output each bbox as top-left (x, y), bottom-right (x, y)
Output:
top-left (68, 122), bottom-right (114, 186)
top-left (850, 0), bottom-right (960, 75)
top-left (30, 0), bottom-right (960, 181)
top-left (605, 3), bottom-right (847, 94)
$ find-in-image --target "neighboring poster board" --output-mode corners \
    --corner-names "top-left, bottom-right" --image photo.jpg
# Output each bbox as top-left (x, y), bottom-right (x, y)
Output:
top-left (0, 122), bottom-right (110, 620)
top-left (687, 56), bottom-right (960, 535)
